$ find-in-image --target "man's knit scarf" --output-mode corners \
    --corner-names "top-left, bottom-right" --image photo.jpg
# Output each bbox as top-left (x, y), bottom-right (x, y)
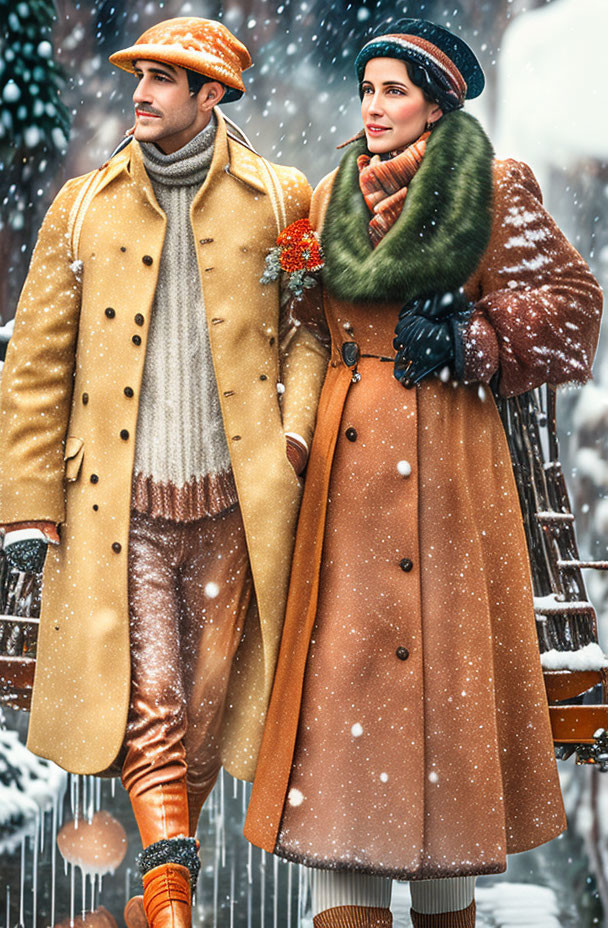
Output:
top-left (357, 131), bottom-right (430, 247)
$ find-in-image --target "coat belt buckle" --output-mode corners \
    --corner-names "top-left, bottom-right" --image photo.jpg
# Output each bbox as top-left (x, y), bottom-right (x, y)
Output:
top-left (341, 341), bottom-right (361, 382)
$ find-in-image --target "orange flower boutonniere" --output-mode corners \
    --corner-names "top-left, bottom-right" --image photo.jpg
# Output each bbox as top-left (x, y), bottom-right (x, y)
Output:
top-left (261, 218), bottom-right (324, 297)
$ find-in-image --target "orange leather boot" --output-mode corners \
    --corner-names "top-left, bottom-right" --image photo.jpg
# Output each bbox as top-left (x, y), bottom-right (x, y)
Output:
top-left (142, 863), bottom-right (191, 928)
top-left (124, 860), bottom-right (198, 928)
top-left (122, 775), bottom-right (198, 928)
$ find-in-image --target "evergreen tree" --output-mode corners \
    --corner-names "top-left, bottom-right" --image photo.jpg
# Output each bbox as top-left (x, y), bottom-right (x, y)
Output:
top-left (0, 0), bottom-right (70, 319)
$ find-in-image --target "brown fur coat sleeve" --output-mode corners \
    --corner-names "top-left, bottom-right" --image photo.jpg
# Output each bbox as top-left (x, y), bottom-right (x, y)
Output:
top-left (462, 159), bottom-right (603, 397)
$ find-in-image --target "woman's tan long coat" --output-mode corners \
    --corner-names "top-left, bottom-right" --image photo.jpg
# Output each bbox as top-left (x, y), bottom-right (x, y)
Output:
top-left (244, 158), bottom-right (603, 878)
top-left (0, 109), bottom-right (328, 778)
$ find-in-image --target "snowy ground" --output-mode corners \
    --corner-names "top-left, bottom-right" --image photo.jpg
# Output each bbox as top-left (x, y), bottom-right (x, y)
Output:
top-left (297, 880), bottom-right (563, 928)
top-left (393, 882), bottom-right (561, 928)
top-left (302, 881), bottom-right (563, 928)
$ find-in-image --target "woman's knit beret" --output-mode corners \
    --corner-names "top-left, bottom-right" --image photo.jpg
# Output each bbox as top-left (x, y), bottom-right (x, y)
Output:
top-left (355, 18), bottom-right (485, 108)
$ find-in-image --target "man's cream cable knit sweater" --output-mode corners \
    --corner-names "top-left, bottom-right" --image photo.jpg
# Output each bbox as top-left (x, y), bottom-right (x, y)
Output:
top-left (132, 117), bottom-right (238, 521)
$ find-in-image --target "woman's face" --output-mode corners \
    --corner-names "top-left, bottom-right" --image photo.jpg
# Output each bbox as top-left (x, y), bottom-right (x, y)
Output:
top-left (360, 58), bottom-right (442, 154)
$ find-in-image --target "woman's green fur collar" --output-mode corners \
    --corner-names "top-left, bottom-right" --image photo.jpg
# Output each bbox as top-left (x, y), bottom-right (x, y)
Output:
top-left (320, 110), bottom-right (494, 304)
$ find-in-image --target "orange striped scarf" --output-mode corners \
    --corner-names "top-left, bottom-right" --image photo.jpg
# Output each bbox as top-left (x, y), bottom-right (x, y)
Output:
top-left (357, 131), bottom-right (430, 247)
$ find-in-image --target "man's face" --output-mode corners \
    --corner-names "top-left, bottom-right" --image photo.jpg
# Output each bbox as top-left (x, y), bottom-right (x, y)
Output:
top-left (132, 60), bottom-right (220, 154)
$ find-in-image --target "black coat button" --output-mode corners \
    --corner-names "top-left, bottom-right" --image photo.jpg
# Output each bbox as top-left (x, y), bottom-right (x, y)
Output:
top-left (260, 374), bottom-right (267, 381)
top-left (93, 504), bottom-right (99, 511)
top-left (396, 646), bottom-right (410, 661)
top-left (124, 386), bottom-right (134, 398)
top-left (134, 314), bottom-right (144, 326)
top-left (400, 558), bottom-right (413, 572)
top-left (105, 307), bottom-right (115, 318)
top-left (112, 542), bottom-right (122, 553)
top-left (345, 427), bottom-right (357, 442)
top-left (82, 392), bottom-right (89, 405)
top-left (90, 474), bottom-right (99, 484)
top-left (120, 429), bottom-right (129, 440)
top-left (132, 335), bottom-right (142, 345)
top-left (142, 255), bottom-right (153, 266)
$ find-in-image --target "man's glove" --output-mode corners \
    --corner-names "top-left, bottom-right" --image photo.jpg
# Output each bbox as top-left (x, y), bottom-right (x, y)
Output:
top-left (393, 290), bottom-right (473, 388)
top-left (3, 529), bottom-right (52, 574)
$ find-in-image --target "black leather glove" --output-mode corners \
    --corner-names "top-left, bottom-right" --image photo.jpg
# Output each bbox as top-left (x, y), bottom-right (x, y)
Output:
top-left (4, 536), bottom-right (49, 574)
top-left (393, 290), bottom-right (473, 388)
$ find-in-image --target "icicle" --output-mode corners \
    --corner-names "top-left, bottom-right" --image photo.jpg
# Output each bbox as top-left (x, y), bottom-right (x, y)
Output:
top-left (95, 776), bottom-right (101, 813)
top-left (39, 807), bottom-right (45, 855)
top-left (220, 769), bottom-right (226, 869)
top-left (247, 875), bottom-right (253, 928)
top-left (242, 778), bottom-right (247, 819)
top-left (80, 776), bottom-right (86, 828)
top-left (213, 792), bottom-right (221, 928)
top-left (273, 854), bottom-right (279, 928)
top-left (51, 798), bottom-right (58, 926)
top-left (58, 783), bottom-right (65, 829)
top-left (232, 774), bottom-right (238, 800)
top-left (70, 862), bottom-right (75, 927)
top-left (297, 863), bottom-right (304, 928)
top-left (260, 848), bottom-right (266, 928)
top-left (32, 812), bottom-right (40, 928)
top-left (19, 835), bottom-right (25, 928)
top-left (90, 872), bottom-right (96, 917)
top-left (207, 782), bottom-right (215, 823)
top-left (110, 778), bottom-right (116, 799)
top-left (88, 776), bottom-right (95, 823)
top-left (230, 859), bottom-right (235, 928)
top-left (81, 867), bottom-right (86, 920)
top-left (247, 841), bottom-right (252, 885)
top-left (74, 775), bottom-right (80, 828)
top-left (287, 862), bottom-right (293, 928)
top-left (125, 867), bottom-right (131, 911)
top-left (6, 885), bottom-right (10, 928)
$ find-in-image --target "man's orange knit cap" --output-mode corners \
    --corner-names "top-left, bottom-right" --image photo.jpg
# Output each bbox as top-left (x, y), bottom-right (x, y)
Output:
top-left (109, 17), bottom-right (252, 102)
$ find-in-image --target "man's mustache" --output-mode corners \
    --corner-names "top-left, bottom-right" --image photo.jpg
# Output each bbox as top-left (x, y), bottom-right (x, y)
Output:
top-left (135, 107), bottom-right (162, 117)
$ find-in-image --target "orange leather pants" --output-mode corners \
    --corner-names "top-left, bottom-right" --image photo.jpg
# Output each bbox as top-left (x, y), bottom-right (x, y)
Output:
top-left (121, 504), bottom-right (252, 837)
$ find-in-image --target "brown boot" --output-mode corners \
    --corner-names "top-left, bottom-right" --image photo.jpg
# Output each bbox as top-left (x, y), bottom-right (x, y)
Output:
top-left (410, 900), bottom-right (476, 927)
top-left (127, 778), bottom-right (190, 848)
top-left (142, 863), bottom-right (191, 928)
top-left (122, 772), bottom-right (194, 927)
top-left (124, 895), bottom-right (148, 928)
top-left (313, 906), bottom-right (393, 928)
